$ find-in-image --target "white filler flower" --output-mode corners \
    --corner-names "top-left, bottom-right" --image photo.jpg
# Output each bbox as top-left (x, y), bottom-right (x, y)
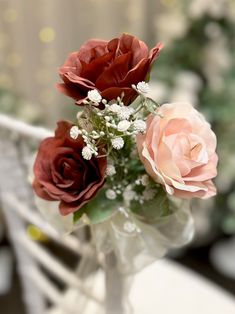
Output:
top-left (137, 81), bottom-right (150, 94)
top-left (141, 174), bottom-right (150, 186)
top-left (87, 90), bottom-right (102, 103)
top-left (143, 189), bottom-right (156, 201)
top-left (117, 107), bottom-right (134, 120)
top-left (133, 120), bottom-right (146, 133)
top-left (117, 120), bottom-right (131, 132)
top-left (106, 189), bottom-right (117, 200)
top-left (106, 164), bottom-right (116, 176)
top-left (111, 137), bottom-right (124, 150)
top-left (82, 146), bottom-right (93, 160)
top-left (70, 126), bottom-right (80, 139)
top-left (123, 189), bottom-right (136, 202)
top-left (109, 103), bottom-right (122, 113)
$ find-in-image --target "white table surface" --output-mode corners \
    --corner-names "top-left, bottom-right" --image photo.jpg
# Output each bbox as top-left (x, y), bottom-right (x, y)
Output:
top-left (130, 259), bottom-right (235, 314)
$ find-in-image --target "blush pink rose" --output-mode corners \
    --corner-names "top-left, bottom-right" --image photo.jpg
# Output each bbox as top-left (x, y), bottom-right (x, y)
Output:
top-left (136, 102), bottom-right (218, 199)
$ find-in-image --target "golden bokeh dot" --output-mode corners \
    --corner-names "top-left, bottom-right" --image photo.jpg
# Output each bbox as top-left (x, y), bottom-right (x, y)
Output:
top-left (0, 73), bottom-right (13, 89)
top-left (39, 27), bottom-right (55, 43)
top-left (6, 52), bottom-right (22, 68)
top-left (3, 8), bottom-right (18, 23)
top-left (27, 225), bottom-right (47, 242)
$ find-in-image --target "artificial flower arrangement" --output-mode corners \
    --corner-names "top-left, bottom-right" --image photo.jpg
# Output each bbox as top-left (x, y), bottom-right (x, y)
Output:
top-left (32, 34), bottom-right (218, 271)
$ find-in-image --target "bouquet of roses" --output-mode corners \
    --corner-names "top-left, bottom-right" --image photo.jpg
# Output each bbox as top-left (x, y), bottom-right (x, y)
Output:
top-left (32, 34), bottom-right (218, 272)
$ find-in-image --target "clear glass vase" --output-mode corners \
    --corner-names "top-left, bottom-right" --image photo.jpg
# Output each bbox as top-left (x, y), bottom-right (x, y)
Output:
top-left (35, 196), bottom-right (194, 314)
top-left (91, 198), bottom-right (194, 313)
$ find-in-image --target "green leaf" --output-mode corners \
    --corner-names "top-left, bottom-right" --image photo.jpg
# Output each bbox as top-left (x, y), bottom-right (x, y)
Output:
top-left (73, 190), bottom-right (118, 224)
top-left (73, 207), bottom-right (86, 224)
top-left (130, 188), bottom-right (171, 223)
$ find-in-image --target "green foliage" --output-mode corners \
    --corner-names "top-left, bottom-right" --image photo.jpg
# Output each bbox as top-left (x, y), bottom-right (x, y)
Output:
top-left (73, 189), bottom-right (119, 224)
top-left (130, 188), bottom-right (172, 223)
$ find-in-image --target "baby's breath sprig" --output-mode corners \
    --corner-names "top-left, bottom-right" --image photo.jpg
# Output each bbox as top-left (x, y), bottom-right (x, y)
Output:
top-left (131, 82), bottom-right (161, 116)
top-left (69, 82), bottom-right (162, 161)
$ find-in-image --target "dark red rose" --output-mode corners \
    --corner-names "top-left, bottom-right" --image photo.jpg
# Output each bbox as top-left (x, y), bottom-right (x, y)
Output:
top-left (32, 121), bottom-right (107, 216)
top-left (57, 33), bottom-right (163, 107)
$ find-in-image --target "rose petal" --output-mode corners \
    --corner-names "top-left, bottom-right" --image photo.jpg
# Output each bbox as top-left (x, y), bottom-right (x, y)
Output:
top-left (122, 58), bottom-right (150, 86)
top-left (184, 153), bottom-right (218, 182)
top-left (59, 52), bottom-right (82, 75)
top-left (56, 83), bottom-right (83, 101)
top-left (149, 42), bottom-right (163, 65)
top-left (117, 34), bottom-right (149, 65)
top-left (81, 50), bottom-right (115, 82)
top-left (101, 87), bottom-right (137, 104)
top-left (33, 179), bottom-right (55, 201)
top-left (96, 52), bottom-right (132, 90)
top-left (78, 39), bottom-right (108, 63)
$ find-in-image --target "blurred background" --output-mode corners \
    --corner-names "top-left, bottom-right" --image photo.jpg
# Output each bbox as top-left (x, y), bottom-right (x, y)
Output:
top-left (0, 0), bottom-right (235, 312)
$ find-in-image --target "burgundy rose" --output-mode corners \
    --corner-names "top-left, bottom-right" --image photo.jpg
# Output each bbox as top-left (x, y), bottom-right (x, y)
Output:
top-left (57, 33), bottom-right (163, 107)
top-left (32, 121), bottom-right (107, 216)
